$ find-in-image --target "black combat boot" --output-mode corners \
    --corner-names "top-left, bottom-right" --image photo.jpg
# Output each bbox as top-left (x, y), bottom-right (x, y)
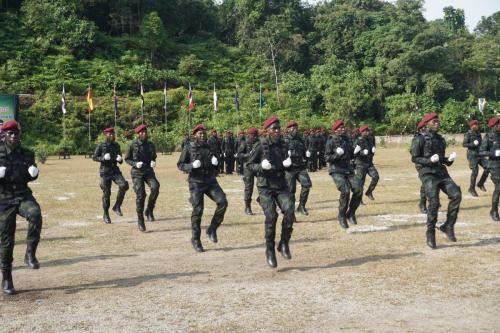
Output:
top-left (297, 204), bottom-right (309, 216)
top-left (112, 204), bottom-right (123, 216)
top-left (468, 187), bottom-right (479, 197)
top-left (365, 191), bottom-right (375, 201)
top-left (346, 210), bottom-right (357, 225)
top-left (206, 225), bottom-right (218, 243)
top-left (145, 207), bottom-right (155, 222)
top-left (137, 213), bottom-right (146, 232)
top-left (426, 228), bottom-right (436, 249)
top-left (2, 270), bottom-right (15, 295)
top-left (103, 210), bottom-right (111, 224)
top-left (277, 241), bottom-right (292, 260)
top-left (418, 201), bottom-right (427, 214)
top-left (24, 244), bottom-right (40, 269)
top-left (439, 223), bottom-right (457, 242)
top-left (245, 200), bottom-right (254, 215)
top-left (338, 215), bottom-right (349, 229)
top-left (191, 238), bottom-right (204, 252)
top-left (266, 244), bottom-right (277, 268)
top-left (478, 184), bottom-right (487, 192)
top-left (490, 210), bottom-right (500, 222)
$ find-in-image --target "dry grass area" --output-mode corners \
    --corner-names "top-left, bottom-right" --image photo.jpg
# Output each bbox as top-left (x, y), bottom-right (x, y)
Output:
top-left (0, 145), bottom-right (499, 332)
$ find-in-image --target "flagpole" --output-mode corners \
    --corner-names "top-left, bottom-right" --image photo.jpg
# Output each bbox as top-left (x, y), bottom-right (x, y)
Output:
top-left (140, 83), bottom-right (144, 124)
top-left (113, 84), bottom-right (117, 129)
top-left (236, 85), bottom-right (239, 132)
top-left (259, 83), bottom-right (262, 125)
top-left (88, 86), bottom-right (91, 150)
top-left (164, 83), bottom-right (168, 150)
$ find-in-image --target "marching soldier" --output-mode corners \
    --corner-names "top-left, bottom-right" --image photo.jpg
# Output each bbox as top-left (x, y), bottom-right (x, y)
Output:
top-left (247, 116), bottom-right (295, 268)
top-left (125, 124), bottom-right (160, 232)
top-left (480, 117), bottom-right (500, 221)
top-left (325, 120), bottom-right (363, 228)
top-left (177, 124), bottom-right (228, 252)
top-left (463, 119), bottom-right (489, 196)
top-left (414, 120), bottom-right (428, 213)
top-left (93, 127), bottom-right (129, 224)
top-left (222, 131), bottom-right (236, 174)
top-left (237, 127), bottom-right (259, 215)
top-left (353, 125), bottom-right (379, 200)
top-left (307, 129), bottom-right (320, 172)
top-left (284, 121), bottom-right (312, 215)
top-left (411, 112), bottom-right (461, 249)
top-left (0, 120), bottom-right (42, 295)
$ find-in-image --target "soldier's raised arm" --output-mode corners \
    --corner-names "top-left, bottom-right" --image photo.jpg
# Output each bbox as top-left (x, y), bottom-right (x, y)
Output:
top-left (324, 137), bottom-right (344, 162)
top-left (92, 144), bottom-right (103, 162)
top-left (247, 141), bottom-right (263, 174)
top-left (124, 143), bottom-right (135, 167)
top-left (462, 131), bottom-right (474, 148)
top-left (177, 144), bottom-right (193, 172)
top-left (411, 135), bottom-right (433, 165)
top-left (151, 142), bottom-right (157, 162)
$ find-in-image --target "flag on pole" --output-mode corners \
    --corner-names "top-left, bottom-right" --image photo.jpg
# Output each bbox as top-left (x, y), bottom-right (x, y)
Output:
top-left (235, 88), bottom-right (239, 113)
top-left (163, 83), bottom-right (167, 111)
top-left (140, 83), bottom-right (145, 110)
top-left (213, 84), bottom-right (218, 112)
top-left (259, 84), bottom-right (264, 109)
top-left (187, 83), bottom-right (194, 112)
top-left (113, 85), bottom-right (118, 114)
top-left (478, 98), bottom-right (486, 116)
top-left (61, 84), bottom-right (67, 114)
top-left (87, 86), bottom-right (94, 113)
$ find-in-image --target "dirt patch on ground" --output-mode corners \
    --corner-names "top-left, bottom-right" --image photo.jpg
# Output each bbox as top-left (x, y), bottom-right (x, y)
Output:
top-left (0, 147), bottom-right (499, 332)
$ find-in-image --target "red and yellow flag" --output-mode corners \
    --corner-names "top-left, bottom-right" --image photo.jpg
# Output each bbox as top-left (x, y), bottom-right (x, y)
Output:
top-left (87, 87), bottom-right (94, 113)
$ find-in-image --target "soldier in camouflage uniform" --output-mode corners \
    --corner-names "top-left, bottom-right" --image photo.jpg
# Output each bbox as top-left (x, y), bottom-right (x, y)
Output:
top-left (247, 116), bottom-right (295, 268)
top-left (284, 121), bottom-right (312, 216)
top-left (353, 125), bottom-right (379, 201)
top-left (222, 131), bottom-right (236, 174)
top-left (325, 120), bottom-right (363, 229)
top-left (0, 120), bottom-right (42, 295)
top-left (480, 117), bottom-right (500, 221)
top-left (93, 127), bottom-right (129, 224)
top-left (463, 119), bottom-right (489, 197)
top-left (411, 112), bottom-right (461, 249)
top-left (237, 127), bottom-right (259, 215)
top-left (125, 124), bottom-right (160, 232)
top-left (177, 124), bottom-right (228, 252)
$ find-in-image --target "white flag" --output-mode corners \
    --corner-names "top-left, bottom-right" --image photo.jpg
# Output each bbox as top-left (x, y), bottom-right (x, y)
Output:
top-left (61, 84), bottom-right (67, 114)
top-left (213, 83), bottom-right (218, 112)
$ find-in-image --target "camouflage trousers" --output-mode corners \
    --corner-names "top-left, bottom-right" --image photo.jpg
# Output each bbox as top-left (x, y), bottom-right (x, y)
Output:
top-left (132, 173), bottom-right (160, 214)
top-left (355, 165), bottom-right (379, 195)
top-left (421, 174), bottom-right (461, 230)
top-left (490, 167), bottom-right (500, 213)
top-left (285, 168), bottom-right (312, 207)
top-left (0, 195), bottom-right (42, 272)
top-left (100, 172), bottom-right (129, 211)
top-left (468, 156), bottom-right (489, 190)
top-left (331, 173), bottom-right (362, 218)
top-left (243, 168), bottom-right (255, 202)
top-left (189, 181), bottom-right (228, 241)
top-left (257, 187), bottom-right (295, 249)
top-left (308, 151), bottom-right (319, 172)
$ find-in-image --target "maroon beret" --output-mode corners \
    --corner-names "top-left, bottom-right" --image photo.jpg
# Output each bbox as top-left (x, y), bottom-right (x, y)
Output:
top-left (468, 119), bottom-right (479, 127)
top-left (192, 124), bottom-right (206, 135)
top-left (247, 127), bottom-right (258, 135)
top-left (287, 120), bottom-right (298, 128)
top-left (1, 120), bottom-right (20, 131)
top-left (331, 119), bottom-right (344, 131)
top-left (417, 120), bottom-right (426, 130)
top-left (487, 117), bottom-right (500, 128)
top-left (103, 127), bottom-right (114, 134)
top-left (359, 124), bottom-right (370, 133)
top-left (135, 124), bottom-right (147, 134)
top-left (422, 112), bottom-right (438, 126)
top-left (263, 115), bottom-right (280, 129)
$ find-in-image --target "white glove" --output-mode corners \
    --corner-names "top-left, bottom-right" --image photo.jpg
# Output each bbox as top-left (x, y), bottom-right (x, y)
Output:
top-left (150, 161), bottom-right (156, 168)
top-left (473, 140), bottom-right (479, 146)
top-left (234, 154), bottom-right (237, 158)
top-left (0, 166), bottom-right (5, 178)
top-left (136, 161), bottom-right (143, 169)
top-left (223, 153), bottom-right (226, 157)
top-left (211, 156), bottom-right (218, 166)
top-left (354, 145), bottom-right (361, 154)
top-left (362, 149), bottom-right (369, 155)
top-left (283, 157), bottom-right (292, 168)
top-left (116, 155), bottom-right (122, 162)
top-left (261, 159), bottom-right (272, 170)
top-left (104, 153), bottom-right (111, 160)
top-left (336, 147), bottom-right (344, 156)
top-left (495, 150), bottom-right (500, 157)
top-left (28, 165), bottom-right (39, 177)
top-left (447, 152), bottom-right (457, 162)
top-left (372, 147), bottom-right (376, 154)
top-left (288, 150), bottom-right (292, 157)
top-left (306, 150), bottom-right (311, 157)
top-left (430, 154), bottom-right (440, 163)
top-left (192, 160), bottom-right (201, 169)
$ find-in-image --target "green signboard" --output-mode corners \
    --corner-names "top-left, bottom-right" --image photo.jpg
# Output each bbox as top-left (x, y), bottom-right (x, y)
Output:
top-left (0, 94), bottom-right (18, 125)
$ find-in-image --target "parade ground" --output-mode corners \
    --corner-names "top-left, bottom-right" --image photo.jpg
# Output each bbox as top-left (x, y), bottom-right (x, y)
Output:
top-left (1, 144), bottom-right (499, 332)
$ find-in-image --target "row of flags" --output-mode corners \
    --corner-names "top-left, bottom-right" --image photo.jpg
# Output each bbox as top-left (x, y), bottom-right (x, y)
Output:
top-left (60, 84), bottom-right (265, 115)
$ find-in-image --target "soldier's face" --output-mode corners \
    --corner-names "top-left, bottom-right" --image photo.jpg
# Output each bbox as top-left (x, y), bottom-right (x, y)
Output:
top-left (268, 123), bottom-right (281, 139)
top-left (138, 130), bottom-right (148, 141)
top-left (334, 126), bottom-right (345, 136)
top-left (495, 124), bottom-right (500, 132)
top-left (105, 132), bottom-right (115, 142)
top-left (195, 129), bottom-right (207, 141)
top-left (361, 130), bottom-right (369, 137)
top-left (4, 130), bottom-right (20, 147)
top-left (471, 124), bottom-right (479, 131)
top-left (289, 126), bottom-right (298, 135)
top-left (427, 118), bottom-right (440, 132)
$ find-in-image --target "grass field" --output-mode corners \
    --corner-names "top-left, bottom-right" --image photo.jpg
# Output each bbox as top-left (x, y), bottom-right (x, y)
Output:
top-left (0, 145), bottom-right (499, 332)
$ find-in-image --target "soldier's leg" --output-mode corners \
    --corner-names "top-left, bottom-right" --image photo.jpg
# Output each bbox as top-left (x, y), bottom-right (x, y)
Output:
top-left (18, 196), bottom-right (42, 269)
top-left (332, 174), bottom-right (351, 228)
top-left (0, 205), bottom-right (18, 294)
top-left (419, 179), bottom-right (427, 213)
top-left (477, 159), bottom-right (489, 191)
top-left (423, 175), bottom-right (440, 248)
top-left (468, 159), bottom-right (479, 196)
top-left (112, 173), bottom-right (129, 214)
top-left (145, 175), bottom-right (160, 221)
top-left (490, 169), bottom-right (500, 221)
top-left (355, 165), bottom-right (368, 195)
top-left (243, 169), bottom-right (255, 214)
top-left (258, 189), bottom-right (279, 267)
top-left (347, 174), bottom-right (363, 224)
top-left (205, 182), bottom-right (228, 243)
top-left (285, 171), bottom-right (298, 205)
top-left (297, 170), bottom-right (312, 214)
top-left (100, 176), bottom-right (112, 212)
top-left (276, 190), bottom-right (295, 259)
top-left (189, 182), bottom-right (205, 251)
top-left (132, 176), bottom-right (146, 231)
top-left (365, 166), bottom-right (379, 198)
top-left (437, 178), bottom-right (461, 241)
